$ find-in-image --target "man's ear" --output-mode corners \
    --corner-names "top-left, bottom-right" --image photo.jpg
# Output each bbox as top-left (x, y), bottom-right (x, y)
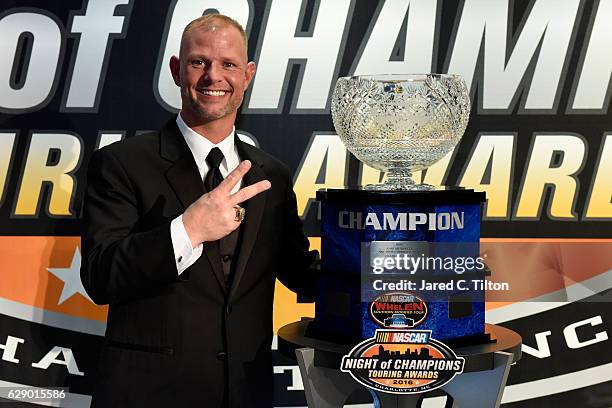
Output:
top-left (244, 61), bottom-right (256, 89)
top-left (169, 56), bottom-right (181, 86)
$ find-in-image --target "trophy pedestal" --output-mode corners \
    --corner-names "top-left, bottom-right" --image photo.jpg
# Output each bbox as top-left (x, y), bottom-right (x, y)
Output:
top-left (312, 188), bottom-right (487, 343)
top-left (278, 319), bottom-right (521, 408)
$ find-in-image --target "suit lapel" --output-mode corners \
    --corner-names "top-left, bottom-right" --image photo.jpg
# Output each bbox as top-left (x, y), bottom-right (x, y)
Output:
top-left (160, 119), bottom-right (226, 293)
top-left (229, 138), bottom-right (267, 299)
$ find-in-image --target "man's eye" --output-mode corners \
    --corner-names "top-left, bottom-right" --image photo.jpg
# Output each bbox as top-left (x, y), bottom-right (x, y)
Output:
top-left (223, 62), bottom-right (236, 68)
top-left (190, 59), bottom-right (204, 68)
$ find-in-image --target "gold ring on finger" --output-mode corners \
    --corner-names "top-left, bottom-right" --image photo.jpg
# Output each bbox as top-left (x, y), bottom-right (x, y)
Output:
top-left (233, 205), bottom-right (246, 222)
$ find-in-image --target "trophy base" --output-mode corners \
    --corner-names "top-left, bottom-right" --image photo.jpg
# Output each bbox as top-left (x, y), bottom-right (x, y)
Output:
top-left (364, 182), bottom-right (436, 191)
top-left (314, 188), bottom-right (488, 343)
top-left (364, 169), bottom-right (437, 191)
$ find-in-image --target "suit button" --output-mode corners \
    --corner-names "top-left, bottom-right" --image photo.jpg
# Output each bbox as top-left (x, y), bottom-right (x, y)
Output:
top-left (222, 254), bottom-right (231, 262)
top-left (225, 305), bottom-right (232, 315)
top-left (216, 351), bottom-right (227, 361)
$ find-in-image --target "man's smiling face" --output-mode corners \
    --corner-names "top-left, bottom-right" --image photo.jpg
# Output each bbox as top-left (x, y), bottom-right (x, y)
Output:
top-left (171, 23), bottom-right (255, 126)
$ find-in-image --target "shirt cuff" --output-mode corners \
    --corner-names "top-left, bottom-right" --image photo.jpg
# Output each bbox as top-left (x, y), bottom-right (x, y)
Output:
top-left (170, 214), bottom-right (203, 275)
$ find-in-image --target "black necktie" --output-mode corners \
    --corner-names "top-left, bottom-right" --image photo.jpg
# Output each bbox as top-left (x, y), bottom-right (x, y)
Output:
top-left (204, 147), bottom-right (238, 285)
top-left (204, 147), bottom-right (224, 191)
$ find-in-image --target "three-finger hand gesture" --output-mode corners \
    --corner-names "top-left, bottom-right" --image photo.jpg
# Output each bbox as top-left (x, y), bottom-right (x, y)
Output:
top-left (182, 160), bottom-right (270, 247)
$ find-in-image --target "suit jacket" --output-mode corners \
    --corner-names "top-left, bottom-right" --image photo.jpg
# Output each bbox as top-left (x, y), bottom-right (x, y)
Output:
top-left (81, 119), bottom-right (317, 408)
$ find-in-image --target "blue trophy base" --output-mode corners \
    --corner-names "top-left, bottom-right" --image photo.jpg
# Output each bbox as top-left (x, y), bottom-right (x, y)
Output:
top-left (311, 188), bottom-right (488, 344)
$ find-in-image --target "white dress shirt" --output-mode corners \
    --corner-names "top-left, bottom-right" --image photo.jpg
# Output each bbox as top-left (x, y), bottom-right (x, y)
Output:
top-left (171, 113), bottom-right (242, 275)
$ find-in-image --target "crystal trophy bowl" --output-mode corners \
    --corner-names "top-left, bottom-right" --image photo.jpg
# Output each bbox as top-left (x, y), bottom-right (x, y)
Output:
top-left (331, 74), bottom-right (471, 190)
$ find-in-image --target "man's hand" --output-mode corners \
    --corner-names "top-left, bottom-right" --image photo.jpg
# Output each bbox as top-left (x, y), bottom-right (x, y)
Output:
top-left (182, 160), bottom-right (271, 247)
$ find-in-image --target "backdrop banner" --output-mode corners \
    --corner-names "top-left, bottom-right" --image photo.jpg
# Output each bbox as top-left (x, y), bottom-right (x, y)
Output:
top-left (0, 1), bottom-right (610, 406)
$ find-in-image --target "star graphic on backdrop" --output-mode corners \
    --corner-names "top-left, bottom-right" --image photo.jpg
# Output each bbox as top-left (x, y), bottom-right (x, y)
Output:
top-left (47, 247), bottom-right (93, 305)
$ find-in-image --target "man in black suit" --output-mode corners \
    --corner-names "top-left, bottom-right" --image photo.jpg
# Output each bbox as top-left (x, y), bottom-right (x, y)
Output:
top-left (81, 14), bottom-right (317, 408)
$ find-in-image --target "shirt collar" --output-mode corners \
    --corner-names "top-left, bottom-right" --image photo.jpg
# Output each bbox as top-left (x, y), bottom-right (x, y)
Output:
top-left (176, 113), bottom-right (237, 171)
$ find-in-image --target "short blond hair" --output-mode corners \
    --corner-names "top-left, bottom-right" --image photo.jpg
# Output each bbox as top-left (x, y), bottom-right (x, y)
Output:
top-left (182, 13), bottom-right (248, 54)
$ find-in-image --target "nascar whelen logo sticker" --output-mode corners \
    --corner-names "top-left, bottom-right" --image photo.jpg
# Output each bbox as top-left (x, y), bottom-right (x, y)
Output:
top-left (340, 330), bottom-right (465, 394)
top-left (369, 292), bottom-right (428, 328)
